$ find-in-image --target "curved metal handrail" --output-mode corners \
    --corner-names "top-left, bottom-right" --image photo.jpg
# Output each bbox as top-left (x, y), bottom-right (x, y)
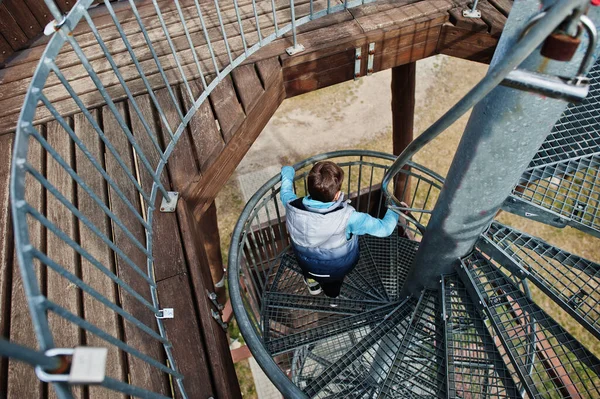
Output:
top-left (9, 0), bottom-right (384, 397)
top-left (228, 150), bottom-right (445, 397)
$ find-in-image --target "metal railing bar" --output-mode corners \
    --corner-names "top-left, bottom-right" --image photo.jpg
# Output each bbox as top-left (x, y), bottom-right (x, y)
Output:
top-left (83, 12), bottom-right (168, 162)
top-left (61, 32), bottom-right (172, 201)
top-left (101, 377), bottom-right (171, 399)
top-left (213, 0), bottom-right (234, 64)
top-left (23, 163), bottom-right (156, 286)
top-left (174, 0), bottom-right (208, 90)
top-left (0, 337), bottom-right (60, 370)
top-left (22, 204), bottom-right (158, 313)
top-left (29, 246), bottom-right (169, 344)
top-left (290, 0), bottom-right (298, 49)
top-left (150, 0), bottom-right (195, 101)
top-left (271, 0), bottom-right (280, 35)
top-left (251, 0), bottom-right (263, 44)
top-left (39, 95), bottom-right (151, 232)
top-left (44, 300), bottom-right (182, 379)
top-left (49, 63), bottom-right (153, 204)
top-left (192, 0), bottom-right (221, 78)
top-left (119, 0), bottom-right (185, 129)
top-left (233, 0), bottom-right (249, 56)
top-left (24, 133), bottom-right (153, 261)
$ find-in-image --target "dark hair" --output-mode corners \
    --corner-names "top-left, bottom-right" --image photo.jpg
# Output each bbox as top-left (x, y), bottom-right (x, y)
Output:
top-left (307, 161), bottom-right (344, 202)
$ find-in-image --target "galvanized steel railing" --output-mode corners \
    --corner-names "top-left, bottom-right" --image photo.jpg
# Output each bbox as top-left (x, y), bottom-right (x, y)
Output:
top-left (227, 150), bottom-right (445, 397)
top-left (8, 0), bottom-right (380, 397)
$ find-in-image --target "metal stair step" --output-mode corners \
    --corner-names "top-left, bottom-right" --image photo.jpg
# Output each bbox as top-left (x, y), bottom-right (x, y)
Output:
top-left (458, 251), bottom-right (600, 399)
top-left (504, 59), bottom-right (600, 237)
top-left (479, 221), bottom-right (600, 341)
top-left (376, 290), bottom-right (446, 399)
top-left (442, 274), bottom-right (520, 399)
top-left (303, 297), bottom-right (416, 397)
top-left (265, 301), bottom-right (406, 356)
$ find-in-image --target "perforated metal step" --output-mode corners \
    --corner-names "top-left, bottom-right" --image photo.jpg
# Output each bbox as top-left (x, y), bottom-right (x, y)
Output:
top-left (479, 222), bottom-right (600, 341)
top-left (458, 251), bottom-right (600, 399)
top-left (442, 274), bottom-right (520, 398)
top-left (504, 60), bottom-right (600, 237)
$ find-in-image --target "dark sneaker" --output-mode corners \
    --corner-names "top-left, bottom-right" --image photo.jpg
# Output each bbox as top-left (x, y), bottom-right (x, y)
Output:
top-left (304, 277), bottom-right (322, 295)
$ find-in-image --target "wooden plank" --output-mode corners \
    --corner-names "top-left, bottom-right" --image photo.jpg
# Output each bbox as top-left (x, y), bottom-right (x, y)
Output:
top-left (448, 8), bottom-right (488, 32)
top-left (176, 201), bottom-right (242, 399)
top-left (348, 0), bottom-right (422, 19)
top-left (188, 65), bottom-right (285, 218)
top-left (437, 23), bottom-right (498, 64)
top-left (0, 134), bottom-right (14, 398)
top-left (0, 4), bottom-right (29, 51)
top-left (355, 0), bottom-right (454, 32)
top-left (7, 133), bottom-right (44, 399)
top-left (184, 81), bottom-right (225, 173)
top-left (3, 0), bottom-right (42, 40)
top-left (127, 95), bottom-right (186, 281)
top-left (284, 51), bottom-right (355, 96)
top-left (23, 0), bottom-right (54, 26)
top-left (256, 57), bottom-right (283, 90)
top-left (0, 0), bottom-right (318, 124)
top-left (478, 1), bottom-right (507, 37)
top-left (73, 111), bottom-right (125, 399)
top-left (101, 102), bottom-right (170, 395)
top-left (45, 119), bottom-right (84, 399)
top-left (488, 0), bottom-right (512, 17)
top-left (199, 202), bottom-right (226, 302)
top-left (0, 34), bottom-right (12, 65)
top-left (232, 64), bottom-right (265, 113)
top-left (0, 0), bottom-right (312, 87)
top-left (155, 87), bottom-right (200, 192)
top-left (157, 274), bottom-right (215, 398)
top-left (209, 75), bottom-right (245, 142)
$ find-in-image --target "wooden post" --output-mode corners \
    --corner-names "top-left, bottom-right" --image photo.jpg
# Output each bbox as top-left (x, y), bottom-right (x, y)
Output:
top-left (391, 62), bottom-right (416, 203)
top-left (198, 201), bottom-right (226, 304)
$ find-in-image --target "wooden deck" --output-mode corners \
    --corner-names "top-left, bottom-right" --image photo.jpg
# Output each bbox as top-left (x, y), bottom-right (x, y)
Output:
top-left (0, 0), bottom-right (510, 397)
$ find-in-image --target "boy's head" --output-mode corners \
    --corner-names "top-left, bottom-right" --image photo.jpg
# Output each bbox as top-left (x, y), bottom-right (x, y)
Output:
top-left (307, 161), bottom-right (344, 202)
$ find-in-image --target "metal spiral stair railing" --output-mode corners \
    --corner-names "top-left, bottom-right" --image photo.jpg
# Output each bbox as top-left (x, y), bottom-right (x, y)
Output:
top-left (227, 1), bottom-right (600, 398)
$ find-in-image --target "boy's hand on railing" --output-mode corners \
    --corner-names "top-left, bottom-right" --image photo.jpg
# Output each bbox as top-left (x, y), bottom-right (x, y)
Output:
top-left (281, 166), bottom-right (295, 181)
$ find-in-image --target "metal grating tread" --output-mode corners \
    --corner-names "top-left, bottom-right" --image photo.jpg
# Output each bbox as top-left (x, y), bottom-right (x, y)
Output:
top-left (303, 298), bottom-right (416, 397)
top-left (377, 290), bottom-right (447, 399)
top-left (442, 274), bottom-right (520, 399)
top-left (480, 222), bottom-right (600, 341)
top-left (507, 60), bottom-right (600, 236)
top-left (459, 251), bottom-right (600, 399)
top-left (361, 232), bottom-right (419, 301)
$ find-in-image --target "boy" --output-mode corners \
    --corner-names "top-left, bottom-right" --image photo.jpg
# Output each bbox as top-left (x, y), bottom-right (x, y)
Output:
top-left (280, 161), bottom-right (399, 298)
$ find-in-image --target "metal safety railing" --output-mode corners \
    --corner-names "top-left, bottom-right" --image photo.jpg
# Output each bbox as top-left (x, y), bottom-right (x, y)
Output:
top-left (7, 0), bottom-right (383, 398)
top-left (227, 150), bottom-right (446, 397)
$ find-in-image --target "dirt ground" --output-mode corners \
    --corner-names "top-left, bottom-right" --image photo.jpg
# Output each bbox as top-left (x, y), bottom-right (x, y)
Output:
top-left (218, 54), bottom-right (600, 397)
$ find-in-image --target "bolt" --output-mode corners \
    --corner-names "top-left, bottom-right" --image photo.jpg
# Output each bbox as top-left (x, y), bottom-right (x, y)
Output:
top-left (355, 73), bottom-right (360, 78)
top-left (367, 68), bottom-right (374, 74)
top-left (355, 54), bottom-right (362, 60)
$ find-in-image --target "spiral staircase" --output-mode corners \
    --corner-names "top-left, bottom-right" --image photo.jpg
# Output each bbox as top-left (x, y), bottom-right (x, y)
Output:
top-left (228, 4), bottom-right (600, 399)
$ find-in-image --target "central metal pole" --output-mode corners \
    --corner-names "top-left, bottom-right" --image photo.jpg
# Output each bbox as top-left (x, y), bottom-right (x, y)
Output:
top-left (400, 1), bottom-right (598, 296)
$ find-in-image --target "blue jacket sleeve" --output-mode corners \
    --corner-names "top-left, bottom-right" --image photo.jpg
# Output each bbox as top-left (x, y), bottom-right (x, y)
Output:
top-left (347, 208), bottom-right (399, 238)
top-left (280, 166), bottom-right (297, 204)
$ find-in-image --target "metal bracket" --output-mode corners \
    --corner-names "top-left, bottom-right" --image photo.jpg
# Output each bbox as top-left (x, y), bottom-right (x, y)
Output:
top-left (207, 290), bottom-right (224, 310)
top-left (160, 191), bottom-right (179, 213)
top-left (502, 196), bottom-right (569, 228)
top-left (354, 47), bottom-right (362, 80)
top-left (367, 43), bottom-right (375, 76)
top-left (35, 347), bottom-right (108, 384)
top-left (156, 308), bottom-right (174, 319)
top-left (462, 0), bottom-right (481, 18)
top-left (211, 309), bottom-right (228, 331)
top-left (286, 43), bottom-right (305, 56)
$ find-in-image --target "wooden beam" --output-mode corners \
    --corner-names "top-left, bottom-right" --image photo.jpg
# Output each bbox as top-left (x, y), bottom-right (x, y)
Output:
top-left (186, 60), bottom-right (285, 219)
top-left (391, 62), bottom-right (415, 204)
top-left (199, 201), bottom-right (227, 303)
